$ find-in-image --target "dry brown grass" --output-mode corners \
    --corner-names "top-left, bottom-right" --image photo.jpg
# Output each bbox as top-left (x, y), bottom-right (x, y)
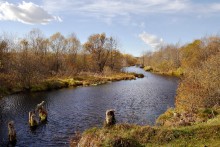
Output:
top-left (72, 113), bottom-right (220, 147)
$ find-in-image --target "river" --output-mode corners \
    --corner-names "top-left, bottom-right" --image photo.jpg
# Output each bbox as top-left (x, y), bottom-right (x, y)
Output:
top-left (0, 67), bottom-right (179, 146)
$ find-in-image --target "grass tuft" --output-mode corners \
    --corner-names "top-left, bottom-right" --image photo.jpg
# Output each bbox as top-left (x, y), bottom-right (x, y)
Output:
top-left (73, 111), bottom-right (220, 147)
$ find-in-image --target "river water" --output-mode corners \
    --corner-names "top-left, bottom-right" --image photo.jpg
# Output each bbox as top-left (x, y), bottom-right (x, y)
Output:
top-left (0, 67), bottom-right (179, 147)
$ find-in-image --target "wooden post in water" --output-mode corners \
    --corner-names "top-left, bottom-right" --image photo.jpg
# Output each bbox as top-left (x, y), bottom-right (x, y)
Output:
top-left (8, 121), bottom-right (16, 144)
top-left (36, 101), bottom-right (45, 112)
top-left (104, 109), bottom-right (116, 127)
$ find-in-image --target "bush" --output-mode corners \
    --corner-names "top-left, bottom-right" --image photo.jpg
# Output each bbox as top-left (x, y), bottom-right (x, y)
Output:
top-left (176, 52), bottom-right (220, 110)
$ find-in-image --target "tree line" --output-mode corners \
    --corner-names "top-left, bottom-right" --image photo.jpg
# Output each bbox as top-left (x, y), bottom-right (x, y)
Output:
top-left (141, 36), bottom-right (220, 110)
top-left (0, 29), bottom-right (137, 91)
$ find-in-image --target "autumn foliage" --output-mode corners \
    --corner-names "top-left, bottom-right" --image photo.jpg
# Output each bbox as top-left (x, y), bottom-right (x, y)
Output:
top-left (141, 36), bottom-right (220, 110)
top-left (0, 29), bottom-right (137, 94)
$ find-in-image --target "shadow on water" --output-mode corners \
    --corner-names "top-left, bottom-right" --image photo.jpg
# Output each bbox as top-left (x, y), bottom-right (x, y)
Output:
top-left (0, 67), bottom-right (179, 146)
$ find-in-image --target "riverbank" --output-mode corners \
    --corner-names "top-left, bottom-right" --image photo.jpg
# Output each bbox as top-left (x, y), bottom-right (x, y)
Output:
top-left (71, 65), bottom-right (219, 146)
top-left (71, 107), bottom-right (220, 146)
top-left (0, 72), bottom-right (144, 97)
top-left (142, 66), bottom-right (184, 77)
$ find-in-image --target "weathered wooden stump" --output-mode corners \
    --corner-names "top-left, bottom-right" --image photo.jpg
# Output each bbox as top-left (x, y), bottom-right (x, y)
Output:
top-left (8, 121), bottom-right (16, 144)
top-left (29, 111), bottom-right (38, 127)
top-left (104, 109), bottom-right (116, 127)
top-left (36, 101), bottom-right (45, 111)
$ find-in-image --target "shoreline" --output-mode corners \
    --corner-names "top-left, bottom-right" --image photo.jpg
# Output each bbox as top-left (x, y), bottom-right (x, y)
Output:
top-left (141, 66), bottom-right (184, 77)
top-left (0, 72), bottom-right (144, 97)
top-left (72, 107), bottom-right (220, 147)
top-left (74, 115), bottom-right (220, 146)
top-left (71, 67), bottom-right (220, 146)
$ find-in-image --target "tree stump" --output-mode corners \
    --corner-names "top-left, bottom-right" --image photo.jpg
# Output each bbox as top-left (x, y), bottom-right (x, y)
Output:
top-left (104, 109), bottom-right (116, 127)
top-left (36, 101), bottom-right (45, 112)
top-left (8, 121), bottom-right (16, 144)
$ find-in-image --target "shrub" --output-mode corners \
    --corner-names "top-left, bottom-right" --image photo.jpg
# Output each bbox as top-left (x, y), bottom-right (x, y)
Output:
top-left (176, 52), bottom-right (220, 110)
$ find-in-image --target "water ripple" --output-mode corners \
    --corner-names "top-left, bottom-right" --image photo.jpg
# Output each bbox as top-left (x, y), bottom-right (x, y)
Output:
top-left (0, 67), bottom-right (178, 146)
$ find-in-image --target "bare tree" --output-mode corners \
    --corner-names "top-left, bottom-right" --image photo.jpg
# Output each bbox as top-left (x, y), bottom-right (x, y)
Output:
top-left (108, 37), bottom-right (121, 71)
top-left (65, 33), bottom-right (81, 73)
top-left (84, 33), bottom-right (110, 72)
top-left (49, 32), bottom-right (67, 73)
top-left (27, 29), bottom-right (45, 55)
top-left (0, 40), bottom-right (8, 72)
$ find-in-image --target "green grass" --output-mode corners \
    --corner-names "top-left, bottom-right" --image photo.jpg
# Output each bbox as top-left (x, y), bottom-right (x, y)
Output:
top-left (1, 72), bottom-right (139, 95)
top-left (172, 67), bottom-right (184, 77)
top-left (129, 72), bottom-right (144, 78)
top-left (143, 66), bottom-right (184, 77)
top-left (75, 115), bottom-right (220, 147)
top-left (144, 66), bottom-right (153, 71)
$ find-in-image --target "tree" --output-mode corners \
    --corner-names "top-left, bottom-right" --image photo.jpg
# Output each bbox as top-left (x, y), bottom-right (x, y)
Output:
top-left (17, 39), bottom-right (39, 88)
top-left (179, 40), bottom-right (202, 69)
top-left (84, 33), bottom-right (111, 72)
top-left (49, 32), bottom-right (66, 73)
top-left (27, 29), bottom-right (45, 54)
top-left (0, 40), bottom-right (8, 72)
top-left (123, 54), bottom-right (137, 66)
top-left (26, 29), bottom-right (50, 75)
top-left (143, 52), bottom-right (152, 66)
top-left (108, 37), bottom-right (122, 71)
top-left (65, 33), bottom-right (81, 73)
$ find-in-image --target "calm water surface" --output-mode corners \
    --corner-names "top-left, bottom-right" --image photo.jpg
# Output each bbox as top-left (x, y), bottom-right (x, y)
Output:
top-left (0, 67), bottom-right (179, 146)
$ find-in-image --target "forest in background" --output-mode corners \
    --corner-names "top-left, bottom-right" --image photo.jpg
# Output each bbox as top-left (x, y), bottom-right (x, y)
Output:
top-left (140, 36), bottom-right (220, 111)
top-left (0, 29), bottom-right (137, 95)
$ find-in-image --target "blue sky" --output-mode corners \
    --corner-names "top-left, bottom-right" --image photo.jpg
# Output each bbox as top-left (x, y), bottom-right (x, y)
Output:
top-left (1, 0), bottom-right (220, 56)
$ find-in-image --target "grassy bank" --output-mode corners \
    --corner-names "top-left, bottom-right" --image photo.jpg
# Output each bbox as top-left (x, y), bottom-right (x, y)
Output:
top-left (71, 102), bottom-right (220, 146)
top-left (0, 72), bottom-right (144, 97)
top-left (72, 111), bottom-right (220, 147)
top-left (143, 66), bottom-right (184, 77)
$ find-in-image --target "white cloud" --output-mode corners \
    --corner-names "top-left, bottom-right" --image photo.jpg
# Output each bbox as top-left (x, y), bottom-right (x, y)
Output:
top-left (47, 0), bottom-right (188, 14)
top-left (0, 1), bottom-right (61, 24)
top-left (209, 3), bottom-right (220, 12)
top-left (3, 1), bottom-right (218, 25)
top-left (42, 0), bottom-right (220, 25)
top-left (43, 0), bottom-right (189, 19)
top-left (139, 32), bottom-right (164, 49)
